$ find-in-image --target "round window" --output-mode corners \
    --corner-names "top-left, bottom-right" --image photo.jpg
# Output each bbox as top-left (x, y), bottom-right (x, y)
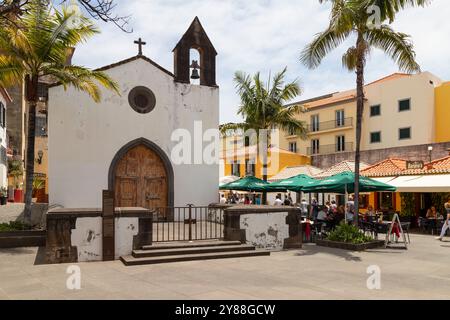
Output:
top-left (128, 86), bottom-right (156, 114)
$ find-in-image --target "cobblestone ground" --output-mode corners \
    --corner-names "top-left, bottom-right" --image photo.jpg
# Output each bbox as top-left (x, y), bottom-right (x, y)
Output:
top-left (0, 233), bottom-right (449, 300)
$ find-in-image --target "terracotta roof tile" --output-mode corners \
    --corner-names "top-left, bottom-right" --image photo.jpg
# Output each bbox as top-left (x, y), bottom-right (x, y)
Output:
top-left (362, 156), bottom-right (450, 177)
top-left (365, 73), bottom-right (411, 86)
top-left (361, 158), bottom-right (408, 177)
top-left (314, 161), bottom-right (370, 178)
top-left (269, 165), bottom-right (323, 181)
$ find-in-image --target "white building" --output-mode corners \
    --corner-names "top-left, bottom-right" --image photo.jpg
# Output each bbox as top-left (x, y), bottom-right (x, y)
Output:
top-left (48, 17), bottom-right (219, 210)
top-left (0, 87), bottom-right (10, 188)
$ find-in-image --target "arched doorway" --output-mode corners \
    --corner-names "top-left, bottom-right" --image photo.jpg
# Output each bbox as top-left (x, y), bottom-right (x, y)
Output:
top-left (109, 138), bottom-right (174, 210)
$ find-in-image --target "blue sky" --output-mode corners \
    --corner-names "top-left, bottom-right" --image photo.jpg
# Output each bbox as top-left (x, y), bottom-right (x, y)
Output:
top-left (71, 0), bottom-right (450, 124)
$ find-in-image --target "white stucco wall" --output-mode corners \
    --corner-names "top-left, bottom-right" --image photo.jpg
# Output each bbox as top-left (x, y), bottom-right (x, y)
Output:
top-left (70, 216), bottom-right (139, 262)
top-left (48, 57), bottom-right (219, 208)
top-left (0, 93), bottom-right (7, 188)
top-left (240, 212), bottom-right (289, 250)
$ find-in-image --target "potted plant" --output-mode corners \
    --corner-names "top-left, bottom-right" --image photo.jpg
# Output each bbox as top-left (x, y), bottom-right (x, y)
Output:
top-left (316, 223), bottom-right (384, 251)
top-left (8, 160), bottom-right (24, 203)
top-left (0, 187), bottom-right (7, 205)
top-left (32, 178), bottom-right (45, 203)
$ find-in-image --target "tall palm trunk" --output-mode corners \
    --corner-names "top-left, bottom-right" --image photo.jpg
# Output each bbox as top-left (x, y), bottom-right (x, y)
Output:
top-left (353, 35), bottom-right (366, 226)
top-left (23, 74), bottom-right (38, 225)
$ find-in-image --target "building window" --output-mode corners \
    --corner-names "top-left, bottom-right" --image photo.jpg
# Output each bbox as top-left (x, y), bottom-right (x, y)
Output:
top-left (336, 135), bottom-right (345, 152)
top-left (336, 110), bottom-right (345, 127)
top-left (311, 139), bottom-right (319, 155)
top-left (288, 127), bottom-right (296, 136)
top-left (128, 86), bottom-right (156, 114)
top-left (399, 99), bottom-right (411, 112)
top-left (231, 161), bottom-right (241, 177)
top-left (35, 116), bottom-right (47, 136)
top-left (399, 127), bottom-right (411, 140)
top-left (0, 102), bottom-right (5, 128)
top-left (289, 142), bottom-right (297, 153)
top-left (245, 158), bottom-right (255, 176)
top-left (370, 104), bottom-right (381, 117)
top-left (359, 194), bottom-right (369, 209)
top-left (370, 131), bottom-right (381, 143)
top-left (311, 115), bottom-right (320, 132)
top-left (378, 192), bottom-right (394, 210)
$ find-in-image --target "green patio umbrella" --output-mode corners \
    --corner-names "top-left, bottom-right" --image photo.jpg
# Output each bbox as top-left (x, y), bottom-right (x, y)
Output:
top-left (301, 171), bottom-right (397, 194)
top-left (219, 176), bottom-right (270, 192)
top-left (266, 174), bottom-right (317, 193)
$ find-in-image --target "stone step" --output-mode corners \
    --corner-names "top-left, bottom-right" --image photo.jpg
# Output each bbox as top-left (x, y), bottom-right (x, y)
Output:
top-left (121, 250), bottom-right (270, 266)
top-left (133, 244), bottom-right (255, 258)
top-left (141, 240), bottom-right (242, 251)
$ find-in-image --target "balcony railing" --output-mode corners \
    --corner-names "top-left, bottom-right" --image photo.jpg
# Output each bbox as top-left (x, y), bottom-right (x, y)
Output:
top-left (307, 142), bottom-right (354, 156)
top-left (306, 117), bottom-right (353, 133)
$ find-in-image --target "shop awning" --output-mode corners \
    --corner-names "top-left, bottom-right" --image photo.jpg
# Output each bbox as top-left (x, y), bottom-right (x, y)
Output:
top-left (371, 175), bottom-right (450, 193)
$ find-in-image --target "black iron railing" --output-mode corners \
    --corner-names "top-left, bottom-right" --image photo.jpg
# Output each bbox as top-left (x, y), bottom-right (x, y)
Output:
top-left (306, 117), bottom-right (353, 133)
top-left (307, 142), bottom-right (354, 155)
top-left (151, 205), bottom-right (224, 242)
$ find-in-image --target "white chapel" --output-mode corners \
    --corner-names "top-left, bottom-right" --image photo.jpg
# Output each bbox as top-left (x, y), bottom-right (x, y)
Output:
top-left (48, 17), bottom-right (219, 210)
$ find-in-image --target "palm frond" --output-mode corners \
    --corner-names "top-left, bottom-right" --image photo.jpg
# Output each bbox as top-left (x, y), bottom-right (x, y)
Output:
top-left (301, 27), bottom-right (351, 69)
top-left (365, 25), bottom-right (420, 73)
top-left (0, 56), bottom-right (25, 87)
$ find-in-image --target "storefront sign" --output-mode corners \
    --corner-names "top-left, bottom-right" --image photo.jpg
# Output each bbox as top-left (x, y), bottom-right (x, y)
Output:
top-left (406, 161), bottom-right (424, 170)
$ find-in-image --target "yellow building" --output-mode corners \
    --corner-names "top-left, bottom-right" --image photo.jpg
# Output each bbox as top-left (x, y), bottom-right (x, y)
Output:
top-left (280, 72), bottom-right (445, 157)
top-left (435, 81), bottom-right (450, 143)
top-left (220, 135), bottom-right (310, 179)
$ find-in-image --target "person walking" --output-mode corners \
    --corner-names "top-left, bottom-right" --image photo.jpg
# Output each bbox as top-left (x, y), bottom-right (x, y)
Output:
top-left (436, 199), bottom-right (450, 241)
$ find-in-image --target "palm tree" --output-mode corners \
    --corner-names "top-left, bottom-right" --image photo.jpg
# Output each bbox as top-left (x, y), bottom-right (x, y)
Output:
top-left (220, 68), bottom-right (308, 204)
top-left (301, 0), bottom-right (428, 224)
top-left (0, 0), bottom-right (119, 224)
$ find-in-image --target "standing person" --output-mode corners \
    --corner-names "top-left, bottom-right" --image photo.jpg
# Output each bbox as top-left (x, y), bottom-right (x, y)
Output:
top-left (300, 198), bottom-right (309, 217)
top-left (436, 199), bottom-right (450, 241)
top-left (310, 198), bottom-right (319, 221)
top-left (220, 194), bottom-right (227, 204)
top-left (244, 196), bottom-right (251, 205)
top-left (284, 194), bottom-right (291, 206)
top-left (330, 200), bottom-right (338, 213)
top-left (346, 196), bottom-right (355, 224)
top-left (287, 193), bottom-right (293, 205)
top-left (274, 194), bottom-right (283, 206)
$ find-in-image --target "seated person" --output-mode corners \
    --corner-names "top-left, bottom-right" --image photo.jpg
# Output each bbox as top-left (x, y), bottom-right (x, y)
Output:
top-left (364, 205), bottom-right (376, 222)
top-left (426, 206), bottom-right (439, 231)
top-left (316, 206), bottom-right (328, 222)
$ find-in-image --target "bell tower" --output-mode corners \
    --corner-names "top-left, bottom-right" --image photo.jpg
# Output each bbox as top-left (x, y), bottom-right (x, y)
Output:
top-left (173, 17), bottom-right (217, 87)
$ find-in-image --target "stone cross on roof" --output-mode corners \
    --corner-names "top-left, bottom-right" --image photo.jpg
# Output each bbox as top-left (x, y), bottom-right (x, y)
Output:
top-left (134, 38), bottom-right (146, 56)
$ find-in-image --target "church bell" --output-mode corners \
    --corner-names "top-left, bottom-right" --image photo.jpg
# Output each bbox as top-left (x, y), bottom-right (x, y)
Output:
top-left (190, 60), bottom-right (200, 80)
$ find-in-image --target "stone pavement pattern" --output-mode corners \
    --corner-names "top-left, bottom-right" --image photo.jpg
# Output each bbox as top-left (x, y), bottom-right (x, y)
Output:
top-left (0, 234), bottom-right (449, 300)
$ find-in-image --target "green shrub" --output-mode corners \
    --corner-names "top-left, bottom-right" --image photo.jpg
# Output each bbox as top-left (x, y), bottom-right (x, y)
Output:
top-left (327, 223), bottom-right (373, 244)
top-left (0, 221), bottom-right (32, 231)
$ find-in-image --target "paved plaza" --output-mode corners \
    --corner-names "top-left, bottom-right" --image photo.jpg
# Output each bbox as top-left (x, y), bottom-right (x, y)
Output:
top-left (0, 233), bottom-right (449, 300)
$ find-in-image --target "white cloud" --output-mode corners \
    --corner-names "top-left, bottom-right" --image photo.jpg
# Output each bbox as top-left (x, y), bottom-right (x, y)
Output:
top-left (71, 0), bottom-right (450, 124)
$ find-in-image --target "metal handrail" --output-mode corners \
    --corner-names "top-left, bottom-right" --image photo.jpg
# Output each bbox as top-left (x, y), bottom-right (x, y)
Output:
top-left (306, 117), bottom-right (353, 133)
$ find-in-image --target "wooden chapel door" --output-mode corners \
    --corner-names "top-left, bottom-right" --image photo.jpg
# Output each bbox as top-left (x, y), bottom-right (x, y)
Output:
top-left (114, 145), bottom-right (168, 210)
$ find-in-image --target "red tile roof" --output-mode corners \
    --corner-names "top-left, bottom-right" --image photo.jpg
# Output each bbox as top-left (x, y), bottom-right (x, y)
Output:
top-left (362, 156), bottom-right (450, 177)
top-left (361, 158), bottom-right (408, 177)
top-left (402, 155), bottom-right (450, 175)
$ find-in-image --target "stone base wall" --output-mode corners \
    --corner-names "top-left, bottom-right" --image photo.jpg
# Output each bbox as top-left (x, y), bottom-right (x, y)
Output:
top-left (312, 142), bottom-right (450, 169)
top-left (45, 207), bottom-right (152, 264)
top-left (224, 206), bottom-right (302, 250)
